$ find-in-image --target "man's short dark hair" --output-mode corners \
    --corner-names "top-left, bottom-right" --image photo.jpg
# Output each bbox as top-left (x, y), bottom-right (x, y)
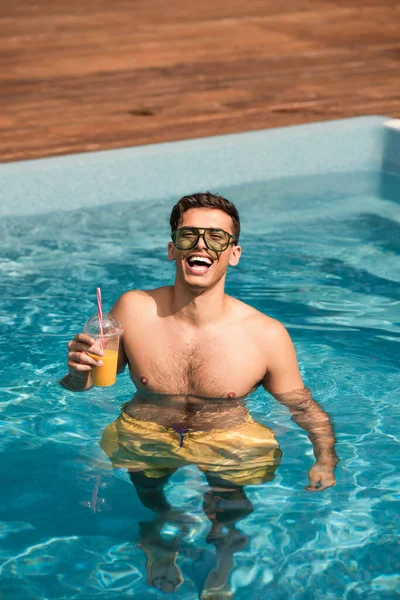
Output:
top-left (169, 192), bottom-right (240, 241)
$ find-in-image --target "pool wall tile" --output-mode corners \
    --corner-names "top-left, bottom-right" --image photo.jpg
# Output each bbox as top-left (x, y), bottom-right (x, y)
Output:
top-left (1, 116), bottom-right (398, 217)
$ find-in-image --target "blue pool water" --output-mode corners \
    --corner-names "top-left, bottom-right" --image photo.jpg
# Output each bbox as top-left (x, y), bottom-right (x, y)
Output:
top-left (1, 169), bottom-right (400, 599)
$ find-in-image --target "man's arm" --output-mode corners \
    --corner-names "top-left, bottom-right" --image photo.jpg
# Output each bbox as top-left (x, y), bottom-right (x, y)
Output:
top-left (272, 386), bottom-right (338, 491)
top-left (262, 321), bottom-right (338, 491)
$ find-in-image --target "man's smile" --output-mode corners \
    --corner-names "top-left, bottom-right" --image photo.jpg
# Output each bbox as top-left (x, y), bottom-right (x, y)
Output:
top-left (185, 253), bottom-right (215, 275)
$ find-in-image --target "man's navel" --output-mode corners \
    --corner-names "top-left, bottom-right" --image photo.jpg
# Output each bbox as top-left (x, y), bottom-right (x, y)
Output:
top-left (140, 376), bottom-right (148, 385)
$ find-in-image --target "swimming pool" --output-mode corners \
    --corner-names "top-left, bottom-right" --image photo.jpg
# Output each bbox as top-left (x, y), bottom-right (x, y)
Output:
top-left (1, 117), bottom-right (399, 599)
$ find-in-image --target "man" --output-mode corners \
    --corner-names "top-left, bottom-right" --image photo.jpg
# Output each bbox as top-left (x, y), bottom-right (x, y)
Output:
top-left (61, 192), bottom-right (338, 597)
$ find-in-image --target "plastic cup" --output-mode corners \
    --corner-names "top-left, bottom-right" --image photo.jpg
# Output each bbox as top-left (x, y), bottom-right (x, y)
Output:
top-left (83, 313), bottom-right (122, 387)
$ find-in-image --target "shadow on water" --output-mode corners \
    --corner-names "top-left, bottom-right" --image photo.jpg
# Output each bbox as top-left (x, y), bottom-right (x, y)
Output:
top-left (348, 213), bottom-right (400, 255)
top-left (380, 124), bottom-right (400, 203)
top-left (318, 257), bottom-right (400, 301)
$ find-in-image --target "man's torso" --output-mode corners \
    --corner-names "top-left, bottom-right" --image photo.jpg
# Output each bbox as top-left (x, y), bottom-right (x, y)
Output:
top-left (113, 287), bottom-right (274, 429)
top-left (116, 287), bottom-right (271, 398)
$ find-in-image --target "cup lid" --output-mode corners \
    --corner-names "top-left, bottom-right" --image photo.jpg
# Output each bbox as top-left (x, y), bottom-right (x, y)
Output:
top-left (83, 313), bottom-right (122, 338)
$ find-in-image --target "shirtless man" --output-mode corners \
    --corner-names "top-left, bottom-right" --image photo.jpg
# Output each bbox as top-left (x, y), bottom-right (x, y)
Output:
top-left (61, 192), bottom-right (337, 596)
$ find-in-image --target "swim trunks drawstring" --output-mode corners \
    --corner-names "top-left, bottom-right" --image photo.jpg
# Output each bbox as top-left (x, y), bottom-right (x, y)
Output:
top-left (178, 429), bottom-right (189, 448)
top-left (169, 424), bottom-right (190, 449)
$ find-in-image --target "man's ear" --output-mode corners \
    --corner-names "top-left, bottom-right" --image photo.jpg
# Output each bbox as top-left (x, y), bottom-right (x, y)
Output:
top-left (229, 244), bottom-right (242, 267)
top-left (168, 241), bottom-right (176, 261)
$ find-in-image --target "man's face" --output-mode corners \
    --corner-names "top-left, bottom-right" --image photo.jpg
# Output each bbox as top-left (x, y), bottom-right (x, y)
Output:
top-left (168, 208), bottom-right (242, 289)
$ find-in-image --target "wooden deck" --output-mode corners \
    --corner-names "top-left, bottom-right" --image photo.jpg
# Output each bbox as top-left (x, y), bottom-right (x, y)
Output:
top-left (1, 0), bottom-right (399, 162)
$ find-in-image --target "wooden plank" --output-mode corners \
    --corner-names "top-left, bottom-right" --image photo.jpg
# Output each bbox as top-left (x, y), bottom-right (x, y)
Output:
top-left (0, 0), bottom-right (399, 162)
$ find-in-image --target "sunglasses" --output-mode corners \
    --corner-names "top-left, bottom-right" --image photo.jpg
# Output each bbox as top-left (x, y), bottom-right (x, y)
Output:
top-left (171, 227), bottom-right (238, 253)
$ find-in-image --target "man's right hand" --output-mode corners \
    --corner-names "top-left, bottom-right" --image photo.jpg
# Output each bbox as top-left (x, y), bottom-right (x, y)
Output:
top-left (60, 333), bottom-right (104, 391)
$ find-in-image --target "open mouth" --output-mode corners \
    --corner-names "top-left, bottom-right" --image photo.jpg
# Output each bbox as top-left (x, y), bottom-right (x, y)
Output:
top-left (186, 254), bottom-right (214, 275)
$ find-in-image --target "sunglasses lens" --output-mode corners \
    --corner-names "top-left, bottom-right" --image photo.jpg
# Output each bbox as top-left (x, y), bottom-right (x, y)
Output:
top-left (174, 229), bottom-right (198, 249)
top-left (204, 230), bottom-right (229, 251)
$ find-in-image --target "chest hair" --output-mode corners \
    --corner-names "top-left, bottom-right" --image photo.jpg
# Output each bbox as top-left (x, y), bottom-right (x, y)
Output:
top-left (149, 337), bottom-right (227, 395)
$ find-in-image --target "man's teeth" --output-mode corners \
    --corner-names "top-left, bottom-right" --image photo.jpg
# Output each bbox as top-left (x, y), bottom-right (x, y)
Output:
top-left (188, 256), bottom-right (212, 266)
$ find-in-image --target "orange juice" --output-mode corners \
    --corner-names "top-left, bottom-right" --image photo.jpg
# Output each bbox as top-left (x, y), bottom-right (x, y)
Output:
top-left (88, 349), bottom-right (118, 387)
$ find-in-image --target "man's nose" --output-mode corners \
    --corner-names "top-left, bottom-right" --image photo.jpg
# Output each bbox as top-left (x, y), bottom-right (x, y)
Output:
top-left (195, 233), bottom-right (207, 249)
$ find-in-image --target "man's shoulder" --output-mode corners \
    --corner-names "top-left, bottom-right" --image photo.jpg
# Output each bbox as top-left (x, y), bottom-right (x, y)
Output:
top-left (112, 286), bottom-right (172, 316)
top-left (228, 296), bottom-right (289, 339)
top-left (227, 295), bottom-right (281, 324)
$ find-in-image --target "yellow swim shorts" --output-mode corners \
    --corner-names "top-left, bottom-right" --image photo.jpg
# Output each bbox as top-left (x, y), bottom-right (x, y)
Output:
top-left (100, 406), bottom-right (282, 487)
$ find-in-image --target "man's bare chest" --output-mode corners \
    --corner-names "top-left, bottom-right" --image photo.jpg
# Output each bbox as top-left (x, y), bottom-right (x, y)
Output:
top-left (123, 326), bottom-right (266, 398)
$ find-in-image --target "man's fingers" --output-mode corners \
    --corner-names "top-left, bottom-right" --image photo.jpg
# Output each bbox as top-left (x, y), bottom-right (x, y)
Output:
top-left (74, 333), bottom-right (96, 345)
top-left (67, 340), bottom-right (104, 356)
top-left (90, 342), bottom-right (104, 357)
top-left (68, 341), bottom-right (90, 353)
top-left (68, 362), bottom-right (92, 373)
top-left (305, 479), bottom-right (336, 493)
top-left (68, 351), bottom-right (103, 368)
top-left (319, 479), bottom-right (336, 491)
top-left (305, 484), bottom-right (323, 492)
top-left (304, 477), bottom-right (322, 492)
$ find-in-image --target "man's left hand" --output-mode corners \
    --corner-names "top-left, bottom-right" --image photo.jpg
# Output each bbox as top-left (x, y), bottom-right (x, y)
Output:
top-left (305, 461), bottom-right (336, 492)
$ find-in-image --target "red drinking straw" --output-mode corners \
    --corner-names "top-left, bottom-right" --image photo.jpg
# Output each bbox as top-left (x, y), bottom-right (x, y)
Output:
top-left (96, 287), bottom-right (104, 350)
